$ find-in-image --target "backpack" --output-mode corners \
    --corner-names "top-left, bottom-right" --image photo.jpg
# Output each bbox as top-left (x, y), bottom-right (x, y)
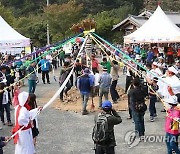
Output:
top-left (92, 113), bottom-right (111, 144)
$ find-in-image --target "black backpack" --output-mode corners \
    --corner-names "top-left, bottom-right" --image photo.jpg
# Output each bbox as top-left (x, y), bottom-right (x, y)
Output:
top-left (92, 113), bottom-right (111, 144)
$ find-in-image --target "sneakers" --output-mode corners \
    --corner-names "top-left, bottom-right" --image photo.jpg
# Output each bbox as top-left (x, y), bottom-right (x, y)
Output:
top-left (82, 110), bottom-right (89, 115)
top-left (154, 114), bottom-right (158, 119)
top-left (7, 122), bottom-right (13, 126)
top-left (161, 109), bottom-right (166, 112)
top-left (150, 117), bottom-right (154, 122)
top-left (127, 116), bottom-right (132, 120)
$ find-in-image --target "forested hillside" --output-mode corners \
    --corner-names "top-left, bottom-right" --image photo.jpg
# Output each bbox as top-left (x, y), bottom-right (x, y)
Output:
top-left (0, 0), bottom-right (179, 46)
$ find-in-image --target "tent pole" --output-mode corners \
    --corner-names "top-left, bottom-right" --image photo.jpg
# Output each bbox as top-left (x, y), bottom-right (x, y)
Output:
top-left (46, 0), bottom-right (50, 46)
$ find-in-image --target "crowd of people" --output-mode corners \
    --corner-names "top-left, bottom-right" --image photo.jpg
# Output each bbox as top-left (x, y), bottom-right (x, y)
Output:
top-left (0, 38), bottom-right (180, 154)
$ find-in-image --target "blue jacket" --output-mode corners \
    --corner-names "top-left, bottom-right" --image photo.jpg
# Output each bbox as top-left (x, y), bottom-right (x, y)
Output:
top-left (39, 59), bottom-right (50, 71)
top-left (147, 51), bottom-right (154, 62)
top-left (78, 74), bottom-right (93, 94)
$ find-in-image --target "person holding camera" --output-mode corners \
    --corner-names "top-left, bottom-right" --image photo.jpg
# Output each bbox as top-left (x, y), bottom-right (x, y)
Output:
top-left (92, 100), bottom-right (122, 154)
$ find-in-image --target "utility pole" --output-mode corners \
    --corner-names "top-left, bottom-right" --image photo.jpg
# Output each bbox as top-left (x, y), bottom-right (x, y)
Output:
top-left (47, 0), bottom-right (50, 46)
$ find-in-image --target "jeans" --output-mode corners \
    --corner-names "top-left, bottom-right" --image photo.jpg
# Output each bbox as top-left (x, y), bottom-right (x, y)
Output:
top-left (166, 133), bottom-right (180, 154)
top-left (110, 80), bottom-right (119, 102)
top-left (132, 111), bottom-right (145, 136)
top-left (128, 95), bottom-right (132, 118)
top-left (42, 70), bottom-right (50, 83)
top-left (81, 93), bottom-right (89, 111)
top-left (60, 82), bottom-right (72, 101)
top-left (99, 88), bottom-right (109, 107)
top-left (60, 58), bottom-right (64, 66)
top-left (1, 103), bottom-right (11, 123)
top-left (95, 145), bottom-right (115, 154)
top-left (149, 96), bottom-right (157, 117)
top-left (28, 80), bottom-right (36, 93)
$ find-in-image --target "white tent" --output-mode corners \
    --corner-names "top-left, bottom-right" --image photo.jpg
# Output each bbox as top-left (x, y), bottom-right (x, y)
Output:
top-left (124, 6), bottom-right (180, 43)
top-left (0, 16), bottom-right (30, 48)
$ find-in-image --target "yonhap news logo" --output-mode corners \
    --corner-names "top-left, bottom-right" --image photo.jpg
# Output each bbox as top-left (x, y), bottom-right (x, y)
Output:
top-left (124, 131), bottom-right (177, 148)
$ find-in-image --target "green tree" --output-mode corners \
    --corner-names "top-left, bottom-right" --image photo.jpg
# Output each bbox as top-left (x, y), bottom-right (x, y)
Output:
top-left (16, 15), bottom-right (47, 46)
top-left (44, 1), bottom-right (83, 42)
top-left (0, 3), bottom-right (16, 26)
top-left (144, 0), bottom-right (180, 11)
top-left (93, 5), bottom-right (134, 43)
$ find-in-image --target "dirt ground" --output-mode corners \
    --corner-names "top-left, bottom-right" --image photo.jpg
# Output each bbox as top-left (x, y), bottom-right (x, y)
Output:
top-left (52, 86), bottom-right (128, 113)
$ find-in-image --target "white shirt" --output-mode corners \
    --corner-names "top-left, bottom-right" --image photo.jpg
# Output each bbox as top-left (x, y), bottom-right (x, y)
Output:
top-left (94, 73), bottom-right (100, 86)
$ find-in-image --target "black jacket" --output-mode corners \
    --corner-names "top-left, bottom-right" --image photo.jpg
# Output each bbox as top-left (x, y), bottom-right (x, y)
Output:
top-left (128, 86), bottom-right (146, 111)
top-left (94, 109), bottom-right (122, 147)
top-left (0, 92), bottom-right (3, 111)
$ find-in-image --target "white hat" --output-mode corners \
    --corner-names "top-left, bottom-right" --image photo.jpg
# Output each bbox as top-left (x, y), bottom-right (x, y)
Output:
top-left (168, 66), bottom-right (178, 75)
top-left (135, 55), bottom-right (141, 60)
top-left (164, 96), bottom-right (178, 105)
top-left (158, 56), bottom-right (163, 59)
top-left (15, 56), bottom-right (20, 60)
top-left (18, 91), bottom-right (29, 107)
top-left (152, 62), bottom-right (159, 66)
top-left (0, 79), bottom-right (7, 83)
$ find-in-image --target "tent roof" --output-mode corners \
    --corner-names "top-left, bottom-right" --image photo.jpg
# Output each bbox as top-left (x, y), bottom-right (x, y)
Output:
top-left (0, 16), bottom-right (30, 48)
top-left (124, 6), bottom-right (180, 43)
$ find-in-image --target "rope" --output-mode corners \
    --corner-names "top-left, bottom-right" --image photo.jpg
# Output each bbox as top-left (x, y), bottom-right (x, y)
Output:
top-left (0, 34), bottom-right (82, 93)
top-left (92, 32), bottom-right (180, 88)
top-left (3, 33), bottom-right (82, 66)
top-left (9, 36), bottom-right (89, 153)
top-left (90, 33), bottom-right (180, 123)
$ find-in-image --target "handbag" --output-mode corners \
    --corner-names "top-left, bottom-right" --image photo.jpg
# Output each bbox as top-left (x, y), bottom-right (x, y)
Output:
top-left (134, 101), bottom-right (147, 112)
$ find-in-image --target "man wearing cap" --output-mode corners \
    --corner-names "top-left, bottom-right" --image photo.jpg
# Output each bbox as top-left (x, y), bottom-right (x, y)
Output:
top-left (94, 100), bottom-right (122, 154)
top-left (78, 68), bottom-right (93, 115)
top-left (161, 66), bottom-right (180, 99)
top-left (14, 91), bottom-right (42, 154)
top-left (146, 62), bottom-right (163, 96)
top-left (164, 96), bottom-right (180, 154)
top-left (98, 67), bottom-right (112, 108)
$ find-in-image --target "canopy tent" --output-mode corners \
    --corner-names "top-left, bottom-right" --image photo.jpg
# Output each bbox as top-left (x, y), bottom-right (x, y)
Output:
top-left (0, 16), bottom-right (30, 48)
top-left (124, 6), bottom-right (180, 43)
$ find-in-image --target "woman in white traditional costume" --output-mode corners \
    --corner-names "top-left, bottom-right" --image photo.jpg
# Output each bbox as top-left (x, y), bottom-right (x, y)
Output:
top-left (13, 91), bottom-right (41, 154)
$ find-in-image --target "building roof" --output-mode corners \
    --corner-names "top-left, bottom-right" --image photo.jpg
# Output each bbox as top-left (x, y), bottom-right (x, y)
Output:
top-left (124, 6), bottom-right (180, 43)
top-left (112, 16), bottom-right (147, 30)
top-left (112, 10), bottom-right (180, 31)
